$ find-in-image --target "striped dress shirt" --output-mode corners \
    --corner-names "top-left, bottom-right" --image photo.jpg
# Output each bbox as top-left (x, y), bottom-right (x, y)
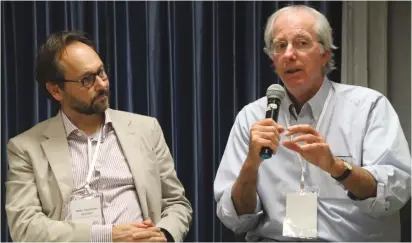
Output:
top-left (60, 110), bottom-right (143, 242)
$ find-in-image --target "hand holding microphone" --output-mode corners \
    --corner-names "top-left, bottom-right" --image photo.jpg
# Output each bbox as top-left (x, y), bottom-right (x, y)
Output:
top-left (247, 84), bottom-right (286, 164)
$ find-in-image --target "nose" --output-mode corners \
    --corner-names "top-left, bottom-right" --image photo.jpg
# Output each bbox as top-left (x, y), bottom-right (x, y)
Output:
top-left (283, 43), bottom-right (297, 59)
top-left (94, 75), bottom-right (109, 89)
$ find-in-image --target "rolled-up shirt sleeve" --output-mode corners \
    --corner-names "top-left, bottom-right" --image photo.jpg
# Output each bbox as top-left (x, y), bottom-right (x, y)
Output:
top-left (217, 185), bottom-right (263, 233)
top-left (347, 96), bottom-right (411, 217)
top-left (214, 107), bottom-right (264, 233)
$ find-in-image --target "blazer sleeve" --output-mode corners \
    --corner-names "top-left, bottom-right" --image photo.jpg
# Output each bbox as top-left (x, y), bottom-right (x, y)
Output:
top-left (151, 119), bottom-right (193, 242)
top-left (5, 138), bottom-right (93, 242)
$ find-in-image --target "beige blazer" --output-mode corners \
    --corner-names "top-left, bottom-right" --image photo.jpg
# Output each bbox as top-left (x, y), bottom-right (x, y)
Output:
top-left (5, 109), bottom-right (192, 242)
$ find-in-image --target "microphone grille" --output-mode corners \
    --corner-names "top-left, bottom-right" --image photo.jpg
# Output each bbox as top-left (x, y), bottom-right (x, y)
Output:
top-left (266, 84), bottom-right (285, 100)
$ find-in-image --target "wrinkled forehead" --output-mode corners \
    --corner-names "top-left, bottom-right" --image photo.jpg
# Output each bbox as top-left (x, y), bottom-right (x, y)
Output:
top-left (272, 9), bottom-right (318, 40)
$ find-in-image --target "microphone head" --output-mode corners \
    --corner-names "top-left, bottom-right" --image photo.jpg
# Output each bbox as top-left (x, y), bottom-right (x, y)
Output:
top-left (266, 84), bottom-right (286, 100)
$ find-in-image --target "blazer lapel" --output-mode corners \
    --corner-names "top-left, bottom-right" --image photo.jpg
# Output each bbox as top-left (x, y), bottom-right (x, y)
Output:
top-left (109, 109), bottom-right (149, 219)
top-left (41, 113), bottom-right (73, 205)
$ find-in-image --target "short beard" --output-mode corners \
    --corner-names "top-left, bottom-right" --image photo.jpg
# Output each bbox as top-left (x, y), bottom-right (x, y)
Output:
top-left (65, 90), bottom-right (109, 115)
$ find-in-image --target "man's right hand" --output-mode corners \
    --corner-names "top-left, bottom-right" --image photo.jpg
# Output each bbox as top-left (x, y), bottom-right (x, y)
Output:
top-left (247, 118), bottom-right (284, 165)
top-left (112, 223), bottom-right (166, 242)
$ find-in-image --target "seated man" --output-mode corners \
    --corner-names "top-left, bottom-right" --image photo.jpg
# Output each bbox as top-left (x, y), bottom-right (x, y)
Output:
top-left (214, 5), bottom-right (411, 242)
top-left (5, 30), bottom-right (192, 242)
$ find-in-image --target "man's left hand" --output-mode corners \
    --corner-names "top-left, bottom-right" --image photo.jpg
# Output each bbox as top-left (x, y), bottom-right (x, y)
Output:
top-left (134, 218), bottom-right (168, 242)
top-left (282, 125), bottom-right (341, 175)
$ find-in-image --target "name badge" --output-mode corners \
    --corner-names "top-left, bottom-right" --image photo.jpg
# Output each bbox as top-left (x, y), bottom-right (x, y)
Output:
top-left (70, 197), bottom-right (103, 224)
top-left (283, 191), bottom-right (318, 239)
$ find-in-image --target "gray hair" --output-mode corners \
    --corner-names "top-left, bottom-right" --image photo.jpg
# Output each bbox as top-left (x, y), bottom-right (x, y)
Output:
top-left (263, 5), bottom-right (338, 75)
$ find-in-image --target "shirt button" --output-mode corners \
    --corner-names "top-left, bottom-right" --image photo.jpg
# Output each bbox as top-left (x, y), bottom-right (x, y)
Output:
top-left (385, 201), bottom-right (390, 210)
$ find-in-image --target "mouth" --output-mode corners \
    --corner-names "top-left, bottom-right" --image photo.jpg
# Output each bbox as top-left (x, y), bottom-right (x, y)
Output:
top-left (285, 68), bottom-right (302, 74)
top-left (95, 95), bottom-right (108, 101)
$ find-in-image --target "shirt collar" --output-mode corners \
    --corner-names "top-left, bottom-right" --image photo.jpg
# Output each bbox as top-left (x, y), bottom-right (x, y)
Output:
top-left (307, 76), bottom-right (332, 122)
top-left (280, 76), bottom-right (333, 122)
top-left (281, 89), bottom-right (297, 120)
top-left (61, 109), bottom-right (112, 138)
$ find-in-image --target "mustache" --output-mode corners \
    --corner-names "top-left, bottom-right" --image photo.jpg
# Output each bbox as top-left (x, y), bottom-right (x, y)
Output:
top-left (93, 90), bottom-right (109, 101)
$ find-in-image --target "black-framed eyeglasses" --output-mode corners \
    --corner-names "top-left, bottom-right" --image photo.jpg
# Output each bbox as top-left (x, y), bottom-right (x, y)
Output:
top-left (56, 65), bottom-right (110, 88)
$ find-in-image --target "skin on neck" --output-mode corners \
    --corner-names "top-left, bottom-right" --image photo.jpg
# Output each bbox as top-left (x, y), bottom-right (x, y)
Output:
top-left (61, 105), bottom-right (105, 136)
top-left (286, 73), bottom-right (323, 114)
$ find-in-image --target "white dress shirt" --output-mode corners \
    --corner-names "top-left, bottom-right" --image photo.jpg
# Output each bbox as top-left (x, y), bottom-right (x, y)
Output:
top-left (214, 77), bottom-right (411, 241)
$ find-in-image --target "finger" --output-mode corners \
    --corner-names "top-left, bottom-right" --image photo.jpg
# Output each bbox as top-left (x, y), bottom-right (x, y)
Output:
top-left (146, 227), bottom-right (161, 232)
top-left (255, 120), bottom-right (284, 133)
top-left (257, 118), bottom-right (279, 126)
top-left (133, 231), bottom-right (163, 239)
top-left (252, 122), bottom-right (284, 136)
top-left (284, 124), bottom-right (318, 136)
top-left (252, 137), bottom-right (276, 149)
top-left (299, 143), bottom-right (329, 153)
top-left (253, 125), bottom-right (281, 140)
top-left (132, 222), bottom-right (149, 228)
top-left (147, 236), bottom-right (167, 242)
top-left (282, 140), bottom-right (303, 153)
top-left (255, 131), bottom-right (280, 144)
top-left (143, 218), bottom-right (153, 226)
top-left (252, 137), bottom-right (279, 155)
top-left (290, 134), bottom-right (321, 144)
top-left (277, 125), bottom-right (285, 133)
top-left (252, 124), bottom-right (278, 133)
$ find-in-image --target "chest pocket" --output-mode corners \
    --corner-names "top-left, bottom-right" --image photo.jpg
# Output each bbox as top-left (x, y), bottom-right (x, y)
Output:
top-left (307, 124), bottom-right (356, 200)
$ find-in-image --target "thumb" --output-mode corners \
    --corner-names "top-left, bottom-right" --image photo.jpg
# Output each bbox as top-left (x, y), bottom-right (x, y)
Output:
top-left (277, 125), bottom-right (285, 133)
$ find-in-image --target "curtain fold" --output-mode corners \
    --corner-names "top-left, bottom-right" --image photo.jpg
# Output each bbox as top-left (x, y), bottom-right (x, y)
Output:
top-left (1, 1), bottom-right (342, 241)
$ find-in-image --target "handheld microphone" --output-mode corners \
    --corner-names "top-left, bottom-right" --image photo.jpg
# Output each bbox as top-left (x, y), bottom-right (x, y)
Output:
top-left (259, 84), bottom-right (286, 160)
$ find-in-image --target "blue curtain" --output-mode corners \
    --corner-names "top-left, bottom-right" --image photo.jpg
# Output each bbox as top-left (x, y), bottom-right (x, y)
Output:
top-left (1, 1), bottom-right (343, 242)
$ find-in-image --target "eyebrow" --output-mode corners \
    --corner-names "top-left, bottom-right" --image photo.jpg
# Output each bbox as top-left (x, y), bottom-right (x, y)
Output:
top-left (294, 34), bottom-right (312, 39)
top-left (79, 64), bottom-right (104, 78)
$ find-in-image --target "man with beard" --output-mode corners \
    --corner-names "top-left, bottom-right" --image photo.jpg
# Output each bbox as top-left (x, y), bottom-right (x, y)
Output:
top-left (5, 31), bottom-right (192, 242)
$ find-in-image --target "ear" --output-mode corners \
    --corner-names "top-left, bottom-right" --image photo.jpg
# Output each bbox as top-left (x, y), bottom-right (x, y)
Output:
top-left (45, 82), bottom-right (64, 102)
top-left (321, 49), bottom-right (331, 67)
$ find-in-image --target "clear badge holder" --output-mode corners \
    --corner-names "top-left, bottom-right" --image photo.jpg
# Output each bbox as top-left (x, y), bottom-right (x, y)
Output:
top-left (283, 148), bottom-right (319, 240)
top-left (65, 185), bottom-right (104, 225)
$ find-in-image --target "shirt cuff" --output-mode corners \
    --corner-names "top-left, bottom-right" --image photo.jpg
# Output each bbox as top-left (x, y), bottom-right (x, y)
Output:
top-left (219, 186), bottom-right (263, 233)
top-left (160, 228), bottom-right (174, 242)
top-left (91, 224), bottom-right (113, 242)
top-left (346, 165), bottom-right (389, 215)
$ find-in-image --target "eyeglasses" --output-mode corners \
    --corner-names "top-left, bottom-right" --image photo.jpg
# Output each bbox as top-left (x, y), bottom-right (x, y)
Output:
top-left (57, 65), bottom-right (110, 88)
top-left (271, 38), bottom-right (323, 54)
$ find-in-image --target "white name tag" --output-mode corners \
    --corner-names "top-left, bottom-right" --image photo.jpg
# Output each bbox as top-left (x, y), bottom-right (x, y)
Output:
top-left (283, 192), bottom-right (318, 239)
top-left (70, 197), bottom-right (102, 224)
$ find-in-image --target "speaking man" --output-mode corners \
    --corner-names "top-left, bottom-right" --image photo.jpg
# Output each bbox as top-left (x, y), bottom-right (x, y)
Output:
top-left (214, 5), bottom-right (411, 241)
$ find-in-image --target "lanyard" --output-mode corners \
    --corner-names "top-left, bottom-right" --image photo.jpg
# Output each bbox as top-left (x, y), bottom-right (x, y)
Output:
top-left (85, 126), bottom-right (103, 192)
top-left (284, 88), bottom-right (333, 191)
